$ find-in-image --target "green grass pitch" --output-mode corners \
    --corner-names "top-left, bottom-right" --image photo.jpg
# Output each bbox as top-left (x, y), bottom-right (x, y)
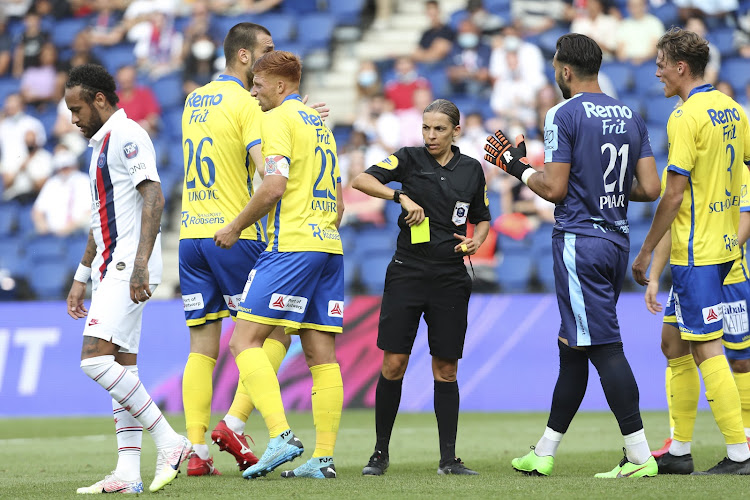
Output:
top-left (0, 410), bottom-right (747, 499)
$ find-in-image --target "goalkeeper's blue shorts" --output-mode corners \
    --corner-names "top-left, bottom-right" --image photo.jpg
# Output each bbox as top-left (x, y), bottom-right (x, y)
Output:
top-left (553, 232), bottom-right (626, 347)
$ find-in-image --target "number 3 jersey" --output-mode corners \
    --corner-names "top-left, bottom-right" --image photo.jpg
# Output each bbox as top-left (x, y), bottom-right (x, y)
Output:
top-left (544, 92), bottom-right (653, 248)
top-left (665, 84), bottom-right (750, 266)
top-left (180, 75), bottom-right (265, 242)
top-left (260, 93), bottom-right (342, 254)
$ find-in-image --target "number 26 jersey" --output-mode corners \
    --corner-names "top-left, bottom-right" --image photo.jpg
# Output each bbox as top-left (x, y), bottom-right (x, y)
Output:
top-left (544, 92), bottom-right (653, 248)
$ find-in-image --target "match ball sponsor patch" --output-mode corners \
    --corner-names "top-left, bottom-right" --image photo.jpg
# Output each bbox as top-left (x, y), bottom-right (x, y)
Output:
top-left (328, 300), bottom-right (344, 317)
top-left (269, 293), bottom-right (308, 314)
top-left (702, 304), bottom-right (724, 325)
top-left (223, 294), bottom-right (243, 311)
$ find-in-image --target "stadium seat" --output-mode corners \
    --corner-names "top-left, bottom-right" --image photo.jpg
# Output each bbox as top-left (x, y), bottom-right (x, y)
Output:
top-left (496, 253), bottom-right (532, 292)
top-left (708, 27), bottom-right (737, 58)
top-left (484, 0), bottom-right (511, 12)
top-left (535, 26), bottom-right (568, 58)
top-left (535, 250), bottom-right (555, 292)
top-left (353, 227), bottom-right (397, 260)
top-left (64, 233), bottom-right (89, 269)
top-left (15, 205), bottom-right (36, 240)
top-left (632, 62), bottom-right (663, 97)
top-left (600, 62), bottom-right (633, 96)
top-left (359, 254), bottom-right (391, 294)
top-left (497, 233), bottom-right (531, 254)
top-left (0, 77), bottom-right (21, 105)
top-left (384, 199), bottom-right (403, 225)
top-left (328, 0), bottom-right (366, 26)
top-left (256, 14), bottom-right (296, 44)
top-left (151, 72), bottom-right (185, 110)
top-left (162, 108), bottom-right (184, 140)
top-left (648, 126), bottom-right (668, 156)
top-left (618, 93), bottom-right (643, 117)
top-left (296, 13), bottom-right (336, 50)
top-left (645, 96), bottom-right (680, 126)
top-left (720, 58), bottom-right (750, 95)
top-left (651, 2), bottom-right (679, 27)
top-left (32, 106), bottom-right (58, 139)
top-left (283, 0), bottom-right (323, 15)
top-left (25, 235), bottom-right (68, 261)
top-left (94, 43), bottom-right (137, 74)
top-left (51, 17), bottom-right (89, 49)
top-left (0, 237), bottom-right (24, 275)
top-left (343, 253), bottom-right (360, 292)
top-left (0, 203), bottom-right (18, 236)
top-left (27, 261), bottom-right (71, 300)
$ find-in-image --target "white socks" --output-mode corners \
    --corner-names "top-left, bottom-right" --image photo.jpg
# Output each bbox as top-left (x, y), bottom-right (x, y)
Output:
top-left (668, 439), bottom-right (691, 457)
top-left (193, 443), bottom-right (210, 460)
top-left (623, 429), bottom-right (651, 465)
top-left (727, 442), bottom-right (750, 462)
top-left (112, 365), bottom-right (142, 481)
top-left (81, 355), bottom-right (178, 450)
top-left (535, 427), bottom-right (564, 457)
top-left (223, 414), bottom-right (245, 435)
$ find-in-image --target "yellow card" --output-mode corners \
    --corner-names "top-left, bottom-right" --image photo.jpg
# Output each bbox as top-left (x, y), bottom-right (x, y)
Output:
top-left (410, 217), bottom-right (430, 244)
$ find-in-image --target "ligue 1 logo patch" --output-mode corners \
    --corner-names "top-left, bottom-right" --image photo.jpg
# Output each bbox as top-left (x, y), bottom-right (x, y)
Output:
top-left (97, 152), bottom-right (107, 168)
top-left (123, 142), bottom-right (139, 159)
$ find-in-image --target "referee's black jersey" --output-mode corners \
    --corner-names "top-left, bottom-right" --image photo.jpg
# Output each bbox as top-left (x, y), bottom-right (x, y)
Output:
top-left (366, 145), bottom-right (491, 263)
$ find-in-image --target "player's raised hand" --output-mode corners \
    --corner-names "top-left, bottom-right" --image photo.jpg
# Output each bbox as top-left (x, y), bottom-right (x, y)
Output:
top-left (484, 129), bottom-right (531, 181)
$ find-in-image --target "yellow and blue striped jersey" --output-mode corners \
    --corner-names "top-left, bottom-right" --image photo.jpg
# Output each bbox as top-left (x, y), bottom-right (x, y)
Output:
top-left (665, 84), bottom-right (750, 266)
top-left (180, 74), bottom-right (265, 241)
top-left (261, 94), bottom-right (342, 254)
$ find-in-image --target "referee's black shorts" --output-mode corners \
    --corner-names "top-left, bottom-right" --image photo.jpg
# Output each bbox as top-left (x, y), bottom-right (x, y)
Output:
top-left (377, 254), bottom-right (472, 359)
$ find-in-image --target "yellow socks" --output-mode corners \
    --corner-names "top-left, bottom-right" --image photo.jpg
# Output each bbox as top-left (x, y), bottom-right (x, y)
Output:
top-left (227, 338), bottom-right (288, 422)
top-left (665, 366), bottom-right (674, 432)
top-left (733, 371), bottom-right (750, 434)
top-left (669, 354), bottom-right (700, 443)
top-left (182, 352), bottom-right (216, 445)
top-left (310, 363), bottom-right (343, 457)
top-left (236, 347), bottom-right (289, 438)
top-left (700, 355), bottom-right (747, 445)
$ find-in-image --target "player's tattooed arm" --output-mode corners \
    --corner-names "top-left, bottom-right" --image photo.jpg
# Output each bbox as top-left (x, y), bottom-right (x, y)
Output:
top-left (80, 228), bottom-right (97, 267)
top-left (131, 180), bottom-right (164, 303)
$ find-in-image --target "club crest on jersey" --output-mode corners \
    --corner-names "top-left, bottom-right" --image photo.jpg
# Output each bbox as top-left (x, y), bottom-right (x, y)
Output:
top-left (123, 142), bottom-right (139, 159)
top-left (97, 152), bottom-right (107, 168)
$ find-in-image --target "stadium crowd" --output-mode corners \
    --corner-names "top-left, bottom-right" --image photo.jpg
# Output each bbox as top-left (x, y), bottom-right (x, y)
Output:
top-left (0, 0), bottom-right (750, 299)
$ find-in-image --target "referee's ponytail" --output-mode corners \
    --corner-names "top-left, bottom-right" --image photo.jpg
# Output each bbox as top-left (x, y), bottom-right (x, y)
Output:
top-left (424, 99), bottom-right (460, 128)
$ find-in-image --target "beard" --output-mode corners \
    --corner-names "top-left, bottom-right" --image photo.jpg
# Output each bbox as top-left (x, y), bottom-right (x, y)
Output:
top-left (82, 104), bottom-right (106, 139)
top-left (556, 74), bottom-right (571, 100)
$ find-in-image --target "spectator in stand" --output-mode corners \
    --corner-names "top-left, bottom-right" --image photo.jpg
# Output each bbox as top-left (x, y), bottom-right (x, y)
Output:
top-left (715, 80), bottom-right (736, 98)
top-left (384, 56), bottom-right (431, 111)
top-left (181, 0), bottom-right (218, 49)
top-left (12, 10), bottom-right (49, 78)
top-left (58, 31), bottom-right (103, 77)
top-left (32, 148), bottom-right (90, 237)
top-left (1, 129), bottom-right (52, 204)
top-left (455, 112), bottom-right (498, 187)
top-left (412, 0), bottom-right (454, 65)
top-left (182, 33), bottom-right (218, 95)
top-left (673, 0), bottom-right (739, 24)
top-left (2, 0), bottom-right (33, 19)
top-left (0, 14), bottom-right (11, 76)
top-left (115, 65), bottom-right (161, 135)
top-left (685, 16), bottom-right (720, 85)
top-left (614, 0), bottom-right (664, 65)
top-left (356, 60), bottom-right (383, 100)
top-left (396, 86), bottom-right (434, 148)
top-left (490, 26), bottom-right (545, 95)
top-left (570, 0), bottom-right (620, 60)
top-left (33, 0), bottom-right (73, 19)
top-left (209, 0), bottom-right (282, 15)
top-left (0, 93), bottom-right (47, 191)
top-left (462, 0), bottom-right (505, 36)
top-left (132, 10), bottom-right (183, 78)
top-left (20, 41), bottom-right (59, 109)
top-left (52, 96), bottom-right (87, 157)
top-left (511, 0), bottom-right (571, 36)
top-left (88, 0), bottom-right (126, 47)
top-left (446, 18), bottom-right (492, 97)
top-left (341, 149), bottom-right (386, 228)
top-left (490, 46), bottom-right (539, 128)
top-left (354, 93), bottom-right (401, 153)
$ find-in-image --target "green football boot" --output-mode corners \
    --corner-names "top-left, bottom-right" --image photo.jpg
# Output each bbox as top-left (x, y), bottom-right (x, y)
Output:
top-left (511, 448), bottom-right (554, 476)
top-left (595, 452), bottom-right (658, 478)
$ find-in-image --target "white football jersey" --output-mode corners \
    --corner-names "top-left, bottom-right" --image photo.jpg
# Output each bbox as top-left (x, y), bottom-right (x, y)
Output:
top-left (87, 109), bottom-right (162, 285)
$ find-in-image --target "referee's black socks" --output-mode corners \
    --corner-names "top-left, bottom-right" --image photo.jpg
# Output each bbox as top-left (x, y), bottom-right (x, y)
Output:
top-left (435, 380), bottom-right (459, 464)
top-left (374, 373), bottom-right (403, 455)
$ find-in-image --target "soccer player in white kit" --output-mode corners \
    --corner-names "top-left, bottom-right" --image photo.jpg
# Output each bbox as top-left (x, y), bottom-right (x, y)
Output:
top-left (64, 64), bottom-right (191, 494)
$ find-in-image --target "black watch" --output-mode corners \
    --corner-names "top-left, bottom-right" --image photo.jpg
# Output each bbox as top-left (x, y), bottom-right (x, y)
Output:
top-left (393, 189), bottom-right (404, 203)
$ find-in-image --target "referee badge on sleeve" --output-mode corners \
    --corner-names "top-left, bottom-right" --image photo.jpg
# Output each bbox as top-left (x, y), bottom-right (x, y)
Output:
top-left (452, 201), bottom-right (470, 226)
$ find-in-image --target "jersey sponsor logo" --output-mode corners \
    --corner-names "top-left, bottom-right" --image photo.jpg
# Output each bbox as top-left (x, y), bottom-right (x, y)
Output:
top-left (581, 101), bottom-right (633, 119)
top-left (185, 92), bottom-right (223, 108)
top-left (123, 142), bottom-right (139, 159)
top-left (328, 300), bottom-right (344, 317)
top-left (269, 293), bottom-right (308, 314)
top-left (182, 293), bottom-right (205, 311)
top-left (707, 107), bottom-right (741, 127)
top-left (223, 294), bottom-right (242, 311)
top-left (297, 110), bottom-right (324, 127)
top-left (702, 304), bottom-right (724, 325)
top-left (308, 223), bottom-right (341, 241)
top-left (180, 211), bottom-right (226, 228)
top-left (376, 154), bottom-right (399, 170)
top-left (128, 162), bottom-right (147, 175)
top-left (708, 196), bottom-right (741, 213)
top-left (452, 201), bottom-right (470, 226)
top-left (724, 233), bottom-right (739, 251)
top-left (724, 300), bottom-right (748, 335)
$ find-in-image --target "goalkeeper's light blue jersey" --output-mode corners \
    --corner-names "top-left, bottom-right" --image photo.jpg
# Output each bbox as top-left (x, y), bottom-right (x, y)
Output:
top-left (544, 92), bottom-right (654, 249)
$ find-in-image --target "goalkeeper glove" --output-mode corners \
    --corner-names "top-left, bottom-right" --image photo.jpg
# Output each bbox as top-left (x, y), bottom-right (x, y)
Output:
top-left (484, 129), bottom-right (534, 184)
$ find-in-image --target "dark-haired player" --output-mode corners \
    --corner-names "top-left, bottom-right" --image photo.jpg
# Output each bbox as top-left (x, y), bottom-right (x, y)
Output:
top-left (64, 63), bottom-right (191, 493)
top-left (485, 33), bottom-right (661, 477)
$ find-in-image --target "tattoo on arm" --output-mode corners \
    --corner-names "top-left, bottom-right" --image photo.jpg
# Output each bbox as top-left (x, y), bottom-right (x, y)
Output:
top-left (134, 180), bottom-right (164, 268)
top-left (81, 229), bottom-right (97, 267)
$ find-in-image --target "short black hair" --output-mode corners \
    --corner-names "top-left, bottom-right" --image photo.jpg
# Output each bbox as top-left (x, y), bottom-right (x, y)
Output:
top-left (65, 63), bottom-right (119, 106)
top-left (224, 22), bottom-right (271, 66)
top-left (555, 33), bottom-right (602, 78)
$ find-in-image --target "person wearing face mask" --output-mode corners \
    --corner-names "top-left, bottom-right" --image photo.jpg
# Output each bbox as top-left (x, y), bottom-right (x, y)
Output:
top-left (352, 98), bottom-right (490, 477)
top-left (356, 60), bottom-right (382, 100)
top-left (446, 19), bottom-right (491, 97)
top-left (31, 148), bottom-right (91, 237)
top-left (384, 56), bottom-right (431, 111)
top-left (183, 34), bottom-right (218, 95)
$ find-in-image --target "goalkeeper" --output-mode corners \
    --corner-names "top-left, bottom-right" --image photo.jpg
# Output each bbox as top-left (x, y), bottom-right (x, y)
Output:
top-left (484, 33), bottom-right (661, 478)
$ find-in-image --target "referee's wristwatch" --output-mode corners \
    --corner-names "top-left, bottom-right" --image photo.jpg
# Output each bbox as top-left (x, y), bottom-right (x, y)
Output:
top-left (393, 189), bottom-right (404, 203)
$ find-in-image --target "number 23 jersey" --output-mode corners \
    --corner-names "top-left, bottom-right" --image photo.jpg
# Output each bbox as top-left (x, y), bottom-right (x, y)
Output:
top-left (261, 94), bottom-right (342, 254)
top-left (544, 92), bottom-right (653, 248)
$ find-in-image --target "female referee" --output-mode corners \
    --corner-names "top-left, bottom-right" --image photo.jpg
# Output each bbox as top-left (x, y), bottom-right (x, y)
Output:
top-left (352, 98), bottom-right (491, 476)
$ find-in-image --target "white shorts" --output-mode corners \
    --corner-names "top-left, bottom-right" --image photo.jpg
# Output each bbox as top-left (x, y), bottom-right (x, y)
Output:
top-left (83, 279), bottom-right (157, 354)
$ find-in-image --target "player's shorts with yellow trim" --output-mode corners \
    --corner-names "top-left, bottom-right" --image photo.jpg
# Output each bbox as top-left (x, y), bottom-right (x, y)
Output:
top-left (722, 280), bottom-right (750, 359)
top-left (236, 251), bottom-right (344, 334)
top-left (179, 238), bottom-right (266, 326)
top-left (671, 262), bottom-right (732, 341)
top-left (663, 286), bottom-right (677, 325)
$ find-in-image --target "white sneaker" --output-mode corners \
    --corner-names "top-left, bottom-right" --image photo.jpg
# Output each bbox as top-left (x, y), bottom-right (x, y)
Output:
top-left (76, 472), bottom-right (144, 494)
top-left (149, 436), bottom-right (192, 492)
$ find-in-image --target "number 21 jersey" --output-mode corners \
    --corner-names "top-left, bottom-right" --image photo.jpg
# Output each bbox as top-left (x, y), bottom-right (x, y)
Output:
top-left (544, 92), bottom-right (653, 248)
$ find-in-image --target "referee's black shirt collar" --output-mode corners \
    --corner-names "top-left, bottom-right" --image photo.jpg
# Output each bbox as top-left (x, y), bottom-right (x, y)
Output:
top-left (421, 145), bottom-right (461, 171)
